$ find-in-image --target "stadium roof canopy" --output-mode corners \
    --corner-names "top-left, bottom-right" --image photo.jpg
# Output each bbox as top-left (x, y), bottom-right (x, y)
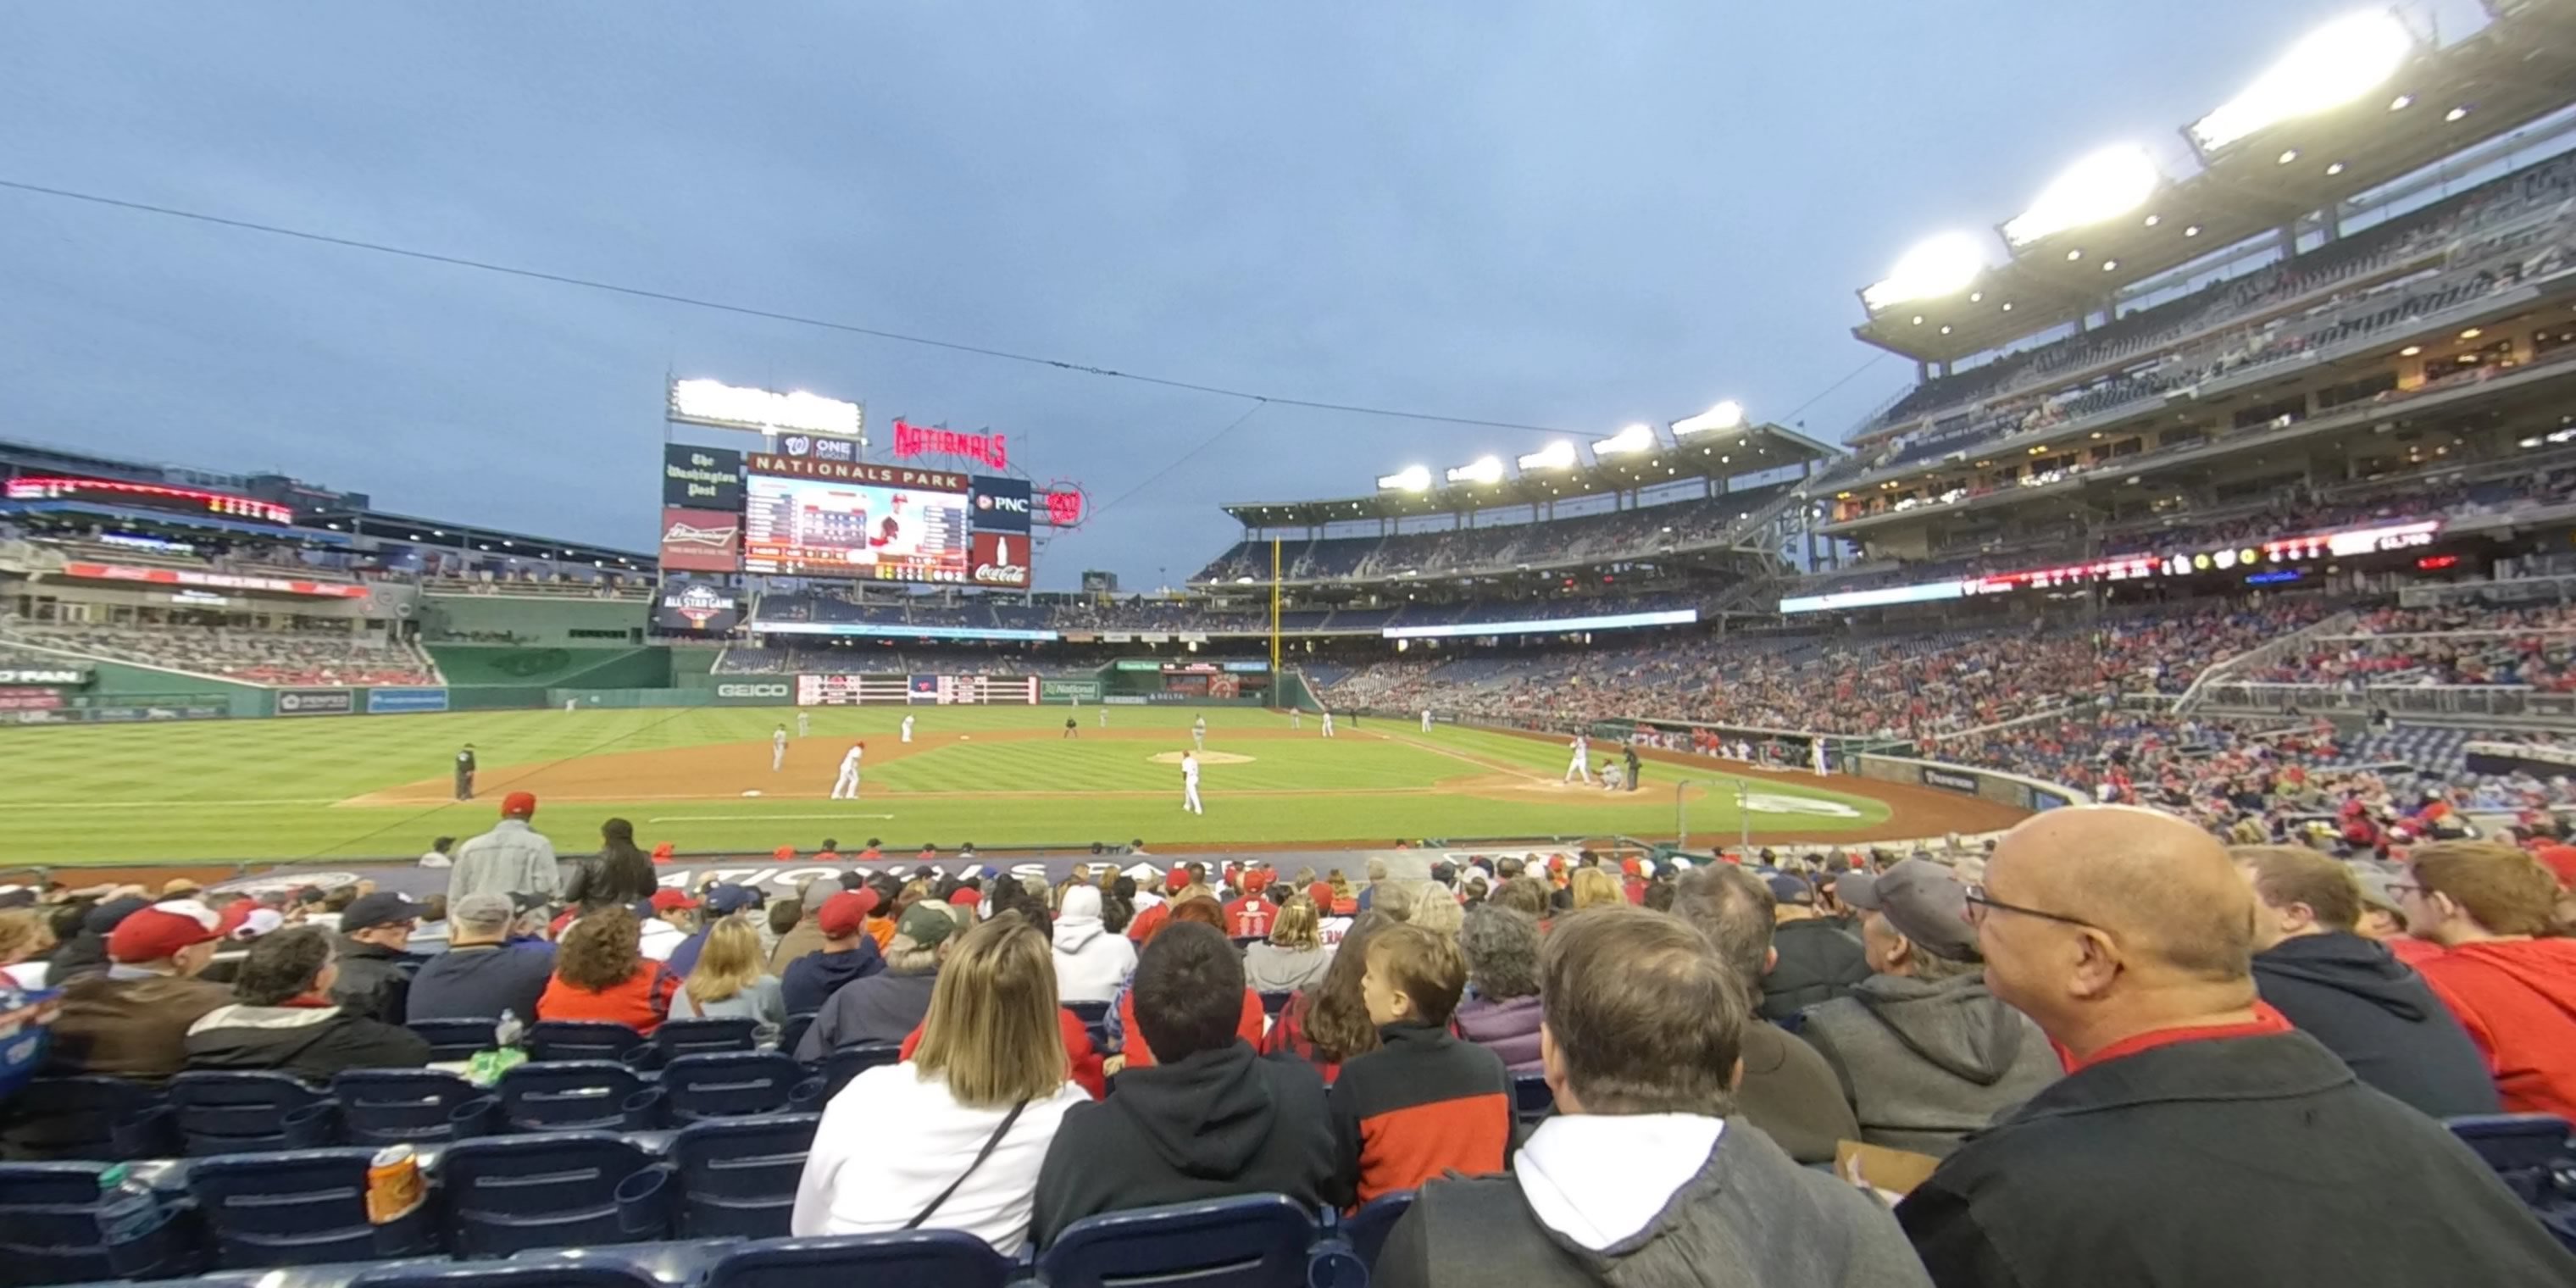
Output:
top-left (303, 507), bottom-right (655, 569)
top-left (1219, 420), bottom-right (1838, 528)
top-left (1852, 6), bottom-right (2576, 367)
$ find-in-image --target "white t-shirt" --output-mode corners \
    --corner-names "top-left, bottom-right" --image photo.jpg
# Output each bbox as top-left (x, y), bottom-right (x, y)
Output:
top-left (794, 1064), bottom-right (1091, 1254)
top-left (639, 917), bottom-right (686, 961)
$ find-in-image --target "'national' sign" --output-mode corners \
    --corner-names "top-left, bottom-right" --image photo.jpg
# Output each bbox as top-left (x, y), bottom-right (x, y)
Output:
top-left (892, 419), bottom-right (1008, 469)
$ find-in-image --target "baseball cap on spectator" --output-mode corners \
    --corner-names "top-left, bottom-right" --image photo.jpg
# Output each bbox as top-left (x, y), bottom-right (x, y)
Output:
top-left (291, 886), bottom-right (328, 908)
top-left (2355, 869), bottom-right (2407, 916)
top-left (818, 890), bottom-right (878, 938)
top-left (772, 846), bottom-right (797, 862)
top-left (1764, 874), bottom-right (1816, 906)
top-left (650, 889), bottom-right (702, 914)
top-left (162, 879), bottom-right (202, 897)
top-left (1307, 880), bottom-right (1335, 909)
top-left (651, 843), bottom-right (675, 863)
top-left (452, 893), bottom-right (517, 935)
top-left (343, 891), bottom-right (431, 932)
top-left (2534, 844), bottom-right (2576, 890)
top-left (108, 899), bottom-right (233, 963)
top-left (1165, 869), bottom-right (1189, 894)
top-left (897, 902), bottom-right (958, 948)
top-left (501, 791), bottom-right (537, 819)
top-left (85, 896), bottom-right (152, 935)
top-left (230, 908), bottom-right (286, 941)
top-left (1839, 859), bottom-right (1979, 962)
top-left (947, 887), bottom-right (982, 911)
top-left (705, 884), bottom-right (762, 915)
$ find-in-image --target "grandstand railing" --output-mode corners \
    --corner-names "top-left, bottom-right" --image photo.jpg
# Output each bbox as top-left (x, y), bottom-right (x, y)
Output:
top-left (2173, 609), bottom-right (2358, 715)
top-left (2196, 680), bottom-right (2576, 721)
top-left (2401, 575), bottom-right (2576, 608)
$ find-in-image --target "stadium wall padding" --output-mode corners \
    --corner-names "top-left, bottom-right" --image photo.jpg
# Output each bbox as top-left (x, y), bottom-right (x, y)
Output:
top-left (415, 594), bottom-right (647, 646)
top-left (76, 658), bottom-right (269, 716)
top-left (426, 645), bottom-right (673, 691)
top-left (668, 647), bottom-right (725, 688)
top-left (1852, 753), bottom-right (2081, 813)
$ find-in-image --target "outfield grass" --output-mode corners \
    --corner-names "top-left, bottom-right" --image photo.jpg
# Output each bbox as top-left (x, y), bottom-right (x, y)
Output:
top-left (0, 706), bottom-right (1893, 865)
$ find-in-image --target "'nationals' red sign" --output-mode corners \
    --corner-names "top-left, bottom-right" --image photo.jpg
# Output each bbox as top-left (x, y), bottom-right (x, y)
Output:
top-left (891, 419), bottom-right (1008, 470)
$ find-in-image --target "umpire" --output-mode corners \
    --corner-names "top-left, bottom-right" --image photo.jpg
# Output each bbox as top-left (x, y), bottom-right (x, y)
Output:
top-left (1624, 741), bottom-right (1641, 791)
top-left (453, 744), bottom-right (477, 801)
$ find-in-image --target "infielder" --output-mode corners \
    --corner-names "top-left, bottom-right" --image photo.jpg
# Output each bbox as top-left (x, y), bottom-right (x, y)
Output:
top-left (772, 724), bottom-right (788, 772)
top-left (1181, 749), bottom-right (1204, 814)
top-left (1564, 732), bottom-right (1595, 784)
top-left (1420, 708), bottom-right (1433, 733)
top-left (1291, 708), bottom-right (1302, 730)
top-left (797, 711), bottom-right (809, 737)
top-left (1097, 706), bottom-right (1107, 728)
top-left (1191, 715), bottom-right (1207, 749)
top-left (902, 713), bottom-right (916, 744)
top-left (1320, 711), bottom-right (1335, 739)
top-left (830, 742), bottom-right (864, 799)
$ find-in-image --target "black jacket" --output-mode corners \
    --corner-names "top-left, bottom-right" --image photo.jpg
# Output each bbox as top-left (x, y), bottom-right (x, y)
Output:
top-left (796, 969), bottom-right (938, 1061)
top-left (1760, 919), bottom-right (1870, 1024)
top-left (564, 848), bottom-right (658, 910)
top-left (1328, 1022), bottom-right (1513, 1203)
top-left (2251, 931), bottom-right (2501, 1119)
top-left (1030, 1041), bottom-right (1339, 1247)
top-left (184, 1003), bottom-right (433, 1083)
top-left (330, 939), bottom-right (416, 1025)
top-left (1896, 1030), bottom-right (2576, 1288)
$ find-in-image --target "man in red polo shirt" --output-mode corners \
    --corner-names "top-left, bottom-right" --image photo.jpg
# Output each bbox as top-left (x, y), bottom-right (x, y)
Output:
top-left (1896, 806), bottom-right (2573, 1288)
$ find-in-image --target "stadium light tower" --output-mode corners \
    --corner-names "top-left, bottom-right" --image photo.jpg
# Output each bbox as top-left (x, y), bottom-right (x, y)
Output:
top-left (1862, 231), bottom-right (1988, 313)
top-left (2001, 145), bottom-right (2162, 248)
top-left (1376, 464), bottom-right (1433, 492)
top-left (1671, 401), bottom-right (1746, 436)
top-left (1516, 441), bottom-right (1579, 472)
top-left (1444, 455), bottom-right (1506, 485)
top-left (2187, 10), bottom-right (2416, 155)
top-left (1591, 423), bottom-right (1659, 457)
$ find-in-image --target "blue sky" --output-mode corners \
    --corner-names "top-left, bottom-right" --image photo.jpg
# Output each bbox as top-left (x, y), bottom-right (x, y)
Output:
top-left (0, 3), bottom-right (2483, 589)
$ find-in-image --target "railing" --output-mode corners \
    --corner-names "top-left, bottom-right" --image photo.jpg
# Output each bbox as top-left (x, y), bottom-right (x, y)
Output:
top-left (2173, 609), bottom-right (2357, 714)
top-left (2194, 680), bottom-right (2576, 720)
top-left (2401, 575), bottom-right (2576, 608)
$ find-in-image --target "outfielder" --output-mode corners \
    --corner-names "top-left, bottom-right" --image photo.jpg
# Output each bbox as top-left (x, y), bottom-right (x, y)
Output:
top-left (1320, 711), bottom-right (1335, 738)
top-left (1291, 708), bottom-right (1302, 730)
top-left (1191, 715), bottom-right (1207, 749)
top-left (830, 742), bottom-right (864, 799)
top-left (797, 711), bottom-right (809, 737)
top-left (1181, 749), bottom-right (1204, 814)
top-left (1420, 708), bottom-right (1433, 733)
top-left (1564, 733), bottom-right (1594, 784)
top-left (772, 724), bottom-right (788, 771)
top-left (902, 713), bottom-right (916, 744)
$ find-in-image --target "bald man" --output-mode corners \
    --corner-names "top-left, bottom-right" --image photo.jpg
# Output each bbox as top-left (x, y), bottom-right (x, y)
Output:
top-left (1896, 807), bottom-right (2575, 1288)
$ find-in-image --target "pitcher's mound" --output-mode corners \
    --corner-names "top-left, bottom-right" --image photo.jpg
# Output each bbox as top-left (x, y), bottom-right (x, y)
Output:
top-left (1147, 751), bottom-right (1256, 765)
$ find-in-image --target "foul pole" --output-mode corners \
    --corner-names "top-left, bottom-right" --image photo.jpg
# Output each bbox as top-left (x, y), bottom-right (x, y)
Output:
top-left (1269, 537), bottom-right (1283, 676)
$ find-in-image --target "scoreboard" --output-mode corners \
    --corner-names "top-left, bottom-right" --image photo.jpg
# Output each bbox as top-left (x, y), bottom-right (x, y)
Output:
top-left (797, 674), bottom-right (1041, 705)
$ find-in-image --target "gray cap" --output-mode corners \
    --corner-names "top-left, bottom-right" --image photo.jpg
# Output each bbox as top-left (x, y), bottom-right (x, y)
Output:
top-left (2353, 869), bottom-right (2406, 915)
top-left (1840, 858), bottom-right (1980, 963)
top-left (452, 892), bottom-right (516, 934)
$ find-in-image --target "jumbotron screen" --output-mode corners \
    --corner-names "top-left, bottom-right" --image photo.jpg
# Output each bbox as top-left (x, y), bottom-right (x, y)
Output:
top-left (741, 472), bottom-right (971, 582)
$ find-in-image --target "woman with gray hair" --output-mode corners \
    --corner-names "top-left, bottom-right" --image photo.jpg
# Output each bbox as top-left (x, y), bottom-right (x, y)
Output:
top-left (1452, 906), bottom-right (1543, 1073)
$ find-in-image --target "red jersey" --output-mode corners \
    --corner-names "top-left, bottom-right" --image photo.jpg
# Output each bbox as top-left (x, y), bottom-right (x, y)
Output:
top-left (1225, 896), bottom-right (1275, 939)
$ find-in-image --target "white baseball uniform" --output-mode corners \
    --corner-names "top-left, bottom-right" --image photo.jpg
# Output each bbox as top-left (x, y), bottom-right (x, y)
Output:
top-left (902, 714), bottom-right (915, 743)
top-left (831, 745), bottom-right (863, 799)
top-left (1291, 709), bottom-right (1302, 729)
top-left (1420, 709), bottom-right (1432, 732)
top-left (564, 698), bottom-right (577, 713)
top-left (797, 712), bottom-right (809, 737)
top-left (1565, 735), bottom-right (1593, 784)
top-left (772, 729), bottom-right (787, 771)
top-left (1192, 718), bottom-right (1206, 749)
top-left (1182, 752), bottom-right (1203, 814)
top-left (1321, 713), bottom-right (1335, 738)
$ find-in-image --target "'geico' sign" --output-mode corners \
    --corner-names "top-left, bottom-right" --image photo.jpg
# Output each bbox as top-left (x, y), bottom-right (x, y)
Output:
top-left (716, 683), bottom-right (791, 699)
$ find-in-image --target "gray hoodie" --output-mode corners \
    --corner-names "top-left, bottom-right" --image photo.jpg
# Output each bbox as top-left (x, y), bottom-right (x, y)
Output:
top-left (1798, 969), bottom-right (2060, 1158)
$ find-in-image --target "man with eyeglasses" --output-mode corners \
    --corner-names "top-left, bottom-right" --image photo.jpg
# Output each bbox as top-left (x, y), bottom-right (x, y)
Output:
top-left (1896, 806), bottom-right (2573, 1288)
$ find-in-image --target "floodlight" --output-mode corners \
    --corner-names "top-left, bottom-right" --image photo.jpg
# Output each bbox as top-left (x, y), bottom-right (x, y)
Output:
top-left (1672, 401), bottom-right (1746, 436)
top-left (2002, 145), bottom-right (2161, 247)
top-left (1861, 231), bottom-right (1988, 312)
top-left (2189, 11), bottom-right (2414, 153)
top-left (1445, 456), bottom-right (1506, 486)
top-left (668, 378), bottom-right (863, 438)
top-left (1516, 441), bottom-right (1579, 471)
top-left (1591, 423), bottom-right (1658, 457)
top-left (1376, 464), bottom-right (1432, 491)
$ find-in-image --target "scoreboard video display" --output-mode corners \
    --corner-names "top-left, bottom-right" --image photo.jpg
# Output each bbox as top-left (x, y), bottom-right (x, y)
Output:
top-left (741, 473), bottom-right (971, 582)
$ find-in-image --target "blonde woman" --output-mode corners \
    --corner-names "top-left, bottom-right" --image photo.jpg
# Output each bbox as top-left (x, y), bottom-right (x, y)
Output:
top-left (1570, 866), bottom-right (1624, 910)
top-left (1408, 882), bottom-right (1464, 938)
top-left (671, 918), bottom-right (786, 1032)
top-left (1243, 897), bottom-right (1333, 993)
top-left (792, 914), bottom-right (1090, 1253)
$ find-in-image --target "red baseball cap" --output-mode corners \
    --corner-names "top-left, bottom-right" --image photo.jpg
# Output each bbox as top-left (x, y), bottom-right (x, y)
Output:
top-left (1307, 880), bottom-right (1334, 908)
top-left (652, 843), bottom-right (675, 863)
top-left (501, 791), bottom-right (538, 818)
top-left (948, 888), bottom-right (982, 909)
top-left (650, 888), bottom-right (702, 913)
top-left (108, 900), bottom-right (230, 963)
top-left (1166, 869), bottom-right (1188, 893)
top-left (772, 845), bottom-right (797, 862)
top-left (819, 890), bottom-right (879, 937)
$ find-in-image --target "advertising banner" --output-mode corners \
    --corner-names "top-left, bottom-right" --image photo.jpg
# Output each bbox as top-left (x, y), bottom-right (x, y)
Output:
top-left (654, 579), bottom-right (744, 635)
top-left (0, 690), bottom-right (64, 710)
top-left (1920, 766), bottom-right (1983, 794)
top-left (969, 476), bottom-right (1032, 534)
top-left (63, 562), bottom-right (369, 600)
top-left (662, 445), bottom-right (745, 509)
top-left (970, 531), bottom-right (1031, 589)
top-left (1040, 678), bottom-right (1103, 702)
top-left (743, 454), bottom-right (965, 491)
top-left (275, 688), bottom-right (356, 717)
top-left (658, 507), bottom-right (742, 573)
top-left (711, 680), bottom-right (794, 704)
top-left (894, 419), bottom-right (1008, 469)
top-left (0, 667), bottom-right (90, 686)
top-left (366, 688), bottom-right (450, 714)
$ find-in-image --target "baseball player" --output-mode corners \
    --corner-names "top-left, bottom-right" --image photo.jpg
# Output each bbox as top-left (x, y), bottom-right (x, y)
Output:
top-left (1191, 715), bottom-right (1207, 749)
top-left (772, 724), bottom-right (788, 772)
top-left (1064, 715), bottom-right (1079, 739)
top-left (1564, 733), bottom-right (1594, 785)
top-left (830, 742), bottom-right (864, 799)
top-left (1320, 711), bottom-right (1335, 739)
top-left (452, 745), bottom-right (476, 801)
top-left (1420, 708), bottom-right (1433, 733)
top-left (797, 711), bottom-right (809, 737)
top-left (564, 698), bottom-right (577, 713)
top-left (1181, 749), bottom-right (1204, 815)
top-left (1291, 708), bottom-right (1302, 730)
top-left (902, 713), bottom-right (916, 744)
top-left (1097, 705), bottom-right (1107, 728)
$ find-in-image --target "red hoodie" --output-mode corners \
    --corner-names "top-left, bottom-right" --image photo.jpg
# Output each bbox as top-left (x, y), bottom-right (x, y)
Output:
top-left (2414, 938), bottom-right (2576, 1119)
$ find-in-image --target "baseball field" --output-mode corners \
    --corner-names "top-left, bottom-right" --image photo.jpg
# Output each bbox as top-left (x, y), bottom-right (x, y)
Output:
top-left (0, 706), bottom-right (2019, 868)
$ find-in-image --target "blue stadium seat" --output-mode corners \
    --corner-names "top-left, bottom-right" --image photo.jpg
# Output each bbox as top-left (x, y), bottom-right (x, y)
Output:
top-left (406, 1019), bottom-right (499, 1063)
top-left (775, 1013), bottom-right (816, 1058)
top-left (0, 1075), bottom-right (175, 1162)
top-left (819, 1043), bottom-right (902, 1099)
top-left (167, 1073), bottom-right (338, 1157)
top-left (496, 1062), bottom-right (663, 1134)
top-left (652, 1018), bottom-right (757, 1062)
top-left (2446, 1113), bottom-right (2576, 1251)
top-left (0, 1160), bottom-right (201, 1285)
top-left (331, 1070), bottom-right (495, 1147)
top-left (1038, 1194), bottom-right (1319, 1288)
top-left (350, 1258), bottom-right (667, 1288)
top-left (187, 1148), bottom-right (436, 1267)
top-left (436, 1133), bottom-right (667, 1258)
top-left (668, 1115), bottom-right (820, 1239)
top-left (660, 1052), bottom-right (811, 1123)
top-left (704, 1232), bottom-right (1013, 1288)
top-left (1341, 1190), bottom-right (1414, 1271)
top-left (527, 1021), bottom-right (647, 1065)
top-left (1512, 1073), bottom-right (1555, 1124)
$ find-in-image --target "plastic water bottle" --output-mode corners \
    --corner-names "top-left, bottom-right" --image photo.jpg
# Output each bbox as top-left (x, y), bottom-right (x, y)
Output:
top-left (495, 1008), bottom-right (525, 1050)
top-left (95, 1163), bottom-right (162, 1243)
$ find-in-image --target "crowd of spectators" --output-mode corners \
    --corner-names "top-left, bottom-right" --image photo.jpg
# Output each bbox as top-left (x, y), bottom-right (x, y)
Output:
top-left (2250, 604), bottom-right (2576, 691)
top-left (2, 619), bottom-right (436, 686)
top-left (1194, 485), bottom-right (1793, 586)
